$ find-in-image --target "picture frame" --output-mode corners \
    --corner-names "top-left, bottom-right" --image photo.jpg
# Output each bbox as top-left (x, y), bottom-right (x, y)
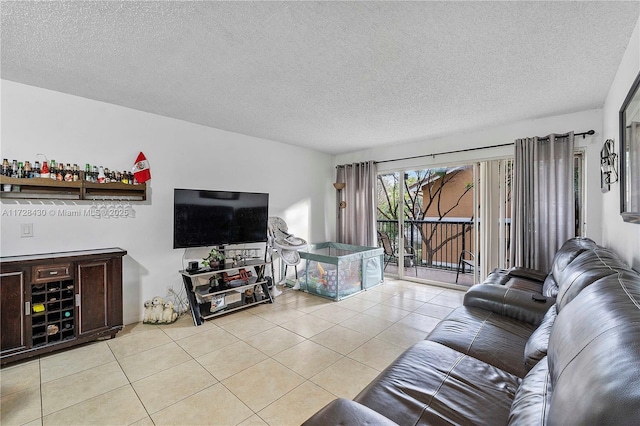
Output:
top-left (619, 71), bottom-right (640, 223)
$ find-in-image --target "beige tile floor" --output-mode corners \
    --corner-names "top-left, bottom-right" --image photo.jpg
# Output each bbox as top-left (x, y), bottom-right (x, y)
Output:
top-left (0, 279), bottom-right (463, 426)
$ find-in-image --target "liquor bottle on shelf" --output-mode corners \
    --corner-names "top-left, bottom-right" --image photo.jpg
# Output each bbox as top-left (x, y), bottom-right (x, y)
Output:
top-left (64, 164), bottom-right (73, 182)
top-left (41, 161), bottom-right (50, 179)
top-left (97, 166), bottom-right (105, 183)
top-left (72, 164), bottom-right (79, 182)
top-left (11, 160), bottom-right (18, 178)
top-left (49, 160), bottom-right (57, 179)
top-left (104, 168), bottom-right (111, 183)
top-left (24, 161), bottom-right (32, 178)
top-left (17, 162), bottom-right (24, 178)
top-left (84, 164), bottom-right (92, 182)
top-left (33, 161), bottom-right (41, 178)
top-left (56, 162), bottom-right (64, 181)
top-left (1, 159), bottom-right (9, 176)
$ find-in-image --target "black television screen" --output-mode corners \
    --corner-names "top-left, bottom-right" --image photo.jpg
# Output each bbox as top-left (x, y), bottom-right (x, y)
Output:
top-left (173, 189), bottom-right (269, 249)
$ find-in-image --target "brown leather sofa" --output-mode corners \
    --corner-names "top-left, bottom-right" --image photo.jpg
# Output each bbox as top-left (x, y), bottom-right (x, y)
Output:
top-left (303, 238), bottom-right (640, 425)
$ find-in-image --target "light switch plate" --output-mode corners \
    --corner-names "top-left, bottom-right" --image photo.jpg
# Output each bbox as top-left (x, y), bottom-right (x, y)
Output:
top-left (20, 223), bottom-right (33, 238)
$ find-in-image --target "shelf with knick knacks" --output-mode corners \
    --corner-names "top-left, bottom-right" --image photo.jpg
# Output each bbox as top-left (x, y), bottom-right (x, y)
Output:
top-left (0, 175), bottom-right (146, 201)
top-left (180, 257), bottom-right (273, 325)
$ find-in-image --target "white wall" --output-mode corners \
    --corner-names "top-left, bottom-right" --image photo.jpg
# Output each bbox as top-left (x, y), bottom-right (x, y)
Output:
top-left (602, 17), bottom-right (640, 271)
top-left (1, 80), bottom-right (335, 324)
top-left (335, 108), bottom-right (605, 243)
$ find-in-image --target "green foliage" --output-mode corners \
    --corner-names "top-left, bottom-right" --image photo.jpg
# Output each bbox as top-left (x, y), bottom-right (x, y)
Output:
top-left (202, 248), bottom-right (224, 267)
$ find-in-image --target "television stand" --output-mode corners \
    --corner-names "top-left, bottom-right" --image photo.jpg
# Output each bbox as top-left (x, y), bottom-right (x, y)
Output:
top-left (180, 258), bottom-right (273, 326)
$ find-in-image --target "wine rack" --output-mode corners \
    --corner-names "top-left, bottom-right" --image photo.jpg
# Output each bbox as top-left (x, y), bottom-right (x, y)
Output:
top-left (31, 280), bottom-right (75, 347)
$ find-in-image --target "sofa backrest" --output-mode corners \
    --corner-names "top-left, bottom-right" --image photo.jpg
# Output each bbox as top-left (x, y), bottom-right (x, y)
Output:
top-left (517, 247), bottom-right (631, 376)
top-left (546, 269), bottom-right (640, 424)
top-left (542, 237), bottom-right (597, 297)
top-left (511, 268), bottom-right (640, 425)
top-left (554, 247), bottom-right (633, 312)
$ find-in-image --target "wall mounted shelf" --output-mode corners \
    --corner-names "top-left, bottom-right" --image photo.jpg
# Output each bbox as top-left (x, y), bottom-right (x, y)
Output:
top-left (0, 176), bottom-right (146, 201)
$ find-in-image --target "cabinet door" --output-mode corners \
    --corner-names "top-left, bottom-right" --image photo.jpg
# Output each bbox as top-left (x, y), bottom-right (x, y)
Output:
top-left (77, 261), bottom-right (110, 335)
top-left (1, 270), bottom-right (27, 354)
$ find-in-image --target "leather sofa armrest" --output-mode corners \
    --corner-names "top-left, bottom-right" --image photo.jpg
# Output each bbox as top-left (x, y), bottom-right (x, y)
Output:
top-left (507, 267), bottom-right (548, 282)
top-left (464, 284), bottom-right (555, 325)
top-left (302, 398), bottom-right (399, 426)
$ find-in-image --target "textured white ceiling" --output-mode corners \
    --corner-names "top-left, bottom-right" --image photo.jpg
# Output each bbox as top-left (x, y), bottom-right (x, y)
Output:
top-left (2, 1), bottom-right (639, 154)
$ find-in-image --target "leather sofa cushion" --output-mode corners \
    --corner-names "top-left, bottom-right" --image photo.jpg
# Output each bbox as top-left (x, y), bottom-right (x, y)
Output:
top-left (354, 340), bottom-right (521, 425)
top-left (464, 284), bottom-right (554, 325)
top-left (505, 276), bottom-right (546, 293)
top-left (482, 269), bottom-right (512, 286)
top-left (547, 271), bottom-right (640, 424)
top-left (482, 269), bottom-right (546, 293)
top-left (543, 237), bottom-right (597, 297)
top-left (508, 356), bottom-right (552, 425)
top-left (302, 398), bottom-right (399, 426)
top-left (427, 306), bottom-right (536, 378)
top-left (547, 237), bottom-right (596, 275)
top-left (524, 304), bottom-right (557, 372)
top-left (554, 248), bottom-right (632, 312)
top-left (507, 267), bottom-right (549, 282)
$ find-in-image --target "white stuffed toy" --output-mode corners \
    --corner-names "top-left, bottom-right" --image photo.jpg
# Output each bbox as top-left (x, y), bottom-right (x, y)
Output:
top-left (162, 301), bottom-right (178, 324)
top-left (142, 300), bottom-right (152, 323)
top-left (149, 296), bottom-right (164, 323)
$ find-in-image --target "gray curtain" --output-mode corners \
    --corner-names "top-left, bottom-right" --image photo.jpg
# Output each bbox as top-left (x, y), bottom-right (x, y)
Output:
top-left (336, 161), bottom-right (377, 246)
top-left (509, 132), bottom-right (575, 271)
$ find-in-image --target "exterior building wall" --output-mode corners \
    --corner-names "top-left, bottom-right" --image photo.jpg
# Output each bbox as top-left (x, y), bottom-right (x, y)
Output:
top-left (420, 166), bottom-right (475, 267)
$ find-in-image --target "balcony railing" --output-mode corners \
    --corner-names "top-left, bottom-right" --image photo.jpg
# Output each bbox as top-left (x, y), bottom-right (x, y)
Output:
top-left (377, 219), bottom-right (474, 273)
top-left (377, 219), bottom-right (511, 278)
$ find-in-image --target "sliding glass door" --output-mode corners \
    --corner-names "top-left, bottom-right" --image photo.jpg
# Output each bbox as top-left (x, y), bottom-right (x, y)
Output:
top-left (377, 164), bottom-right (480, 285)
top-left (376, 151), bottom-right (583, 286)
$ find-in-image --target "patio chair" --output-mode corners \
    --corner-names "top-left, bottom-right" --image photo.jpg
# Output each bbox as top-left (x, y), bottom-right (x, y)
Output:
top-left (377, 230), bottom-right (418, 276)
top-left (455, 249), bottom-right (476, 283)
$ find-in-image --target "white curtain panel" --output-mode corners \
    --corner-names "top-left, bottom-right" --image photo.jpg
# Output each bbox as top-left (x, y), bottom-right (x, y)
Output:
top-left (510, 132), bottom-right (575, 271)
top-left (336, 161), bottom-right (377, 246)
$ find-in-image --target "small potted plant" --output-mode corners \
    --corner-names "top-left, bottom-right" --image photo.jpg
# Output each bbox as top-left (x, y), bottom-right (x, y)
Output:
top-left (202, 248), bottom-right (225, 270)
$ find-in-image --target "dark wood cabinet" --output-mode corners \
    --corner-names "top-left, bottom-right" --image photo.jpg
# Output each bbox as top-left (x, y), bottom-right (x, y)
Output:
top-left (0, 248), bottom-right (126, 365)
top-left (0, 269), bottom-right (27, 355)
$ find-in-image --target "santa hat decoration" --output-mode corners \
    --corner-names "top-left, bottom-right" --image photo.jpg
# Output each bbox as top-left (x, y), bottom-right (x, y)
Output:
top-left (132, 152), bottom-right (151, 183)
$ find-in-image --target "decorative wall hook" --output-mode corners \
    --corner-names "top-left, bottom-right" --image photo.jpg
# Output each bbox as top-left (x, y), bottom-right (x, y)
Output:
top-left (600, 139), bottom-right (618, 193)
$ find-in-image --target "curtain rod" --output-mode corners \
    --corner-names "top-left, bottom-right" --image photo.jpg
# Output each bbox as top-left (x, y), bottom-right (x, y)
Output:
top-left (374, 130), bottom-right (595, 165)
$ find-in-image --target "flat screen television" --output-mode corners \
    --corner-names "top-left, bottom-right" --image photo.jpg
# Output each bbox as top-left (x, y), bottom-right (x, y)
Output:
top-left (173, 189), bottom-right (269, 249)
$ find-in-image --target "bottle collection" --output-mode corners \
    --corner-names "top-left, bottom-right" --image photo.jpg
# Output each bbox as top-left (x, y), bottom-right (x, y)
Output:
top-left (1, 158), bottom-right (139, 184)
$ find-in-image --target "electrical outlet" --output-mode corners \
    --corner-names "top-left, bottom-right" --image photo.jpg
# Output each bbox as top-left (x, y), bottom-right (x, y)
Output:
top-left (20, 223), bottom-right (33, 238)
